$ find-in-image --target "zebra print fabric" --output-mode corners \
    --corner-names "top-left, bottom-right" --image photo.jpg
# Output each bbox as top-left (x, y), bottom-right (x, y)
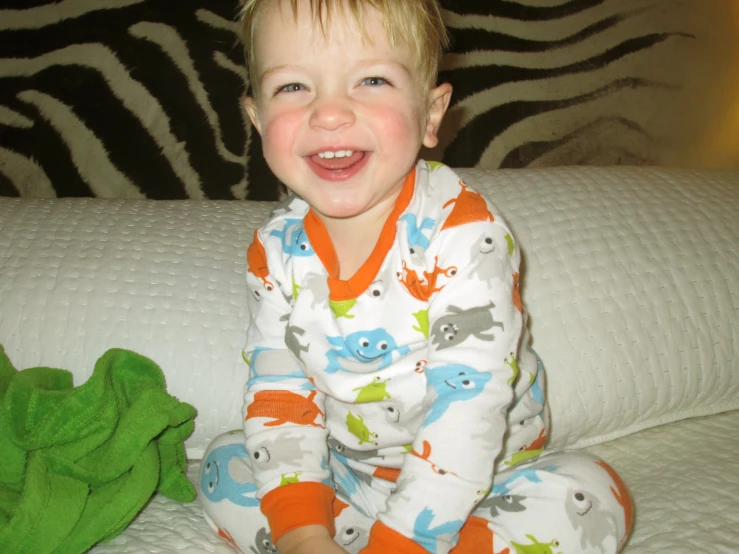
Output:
top-left (0, 0), bottom-right (257, 199)
top-left (0, 0), bottom-right (736, 199)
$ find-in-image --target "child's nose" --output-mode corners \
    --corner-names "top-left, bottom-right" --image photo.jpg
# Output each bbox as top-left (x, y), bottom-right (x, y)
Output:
top-left (309, 97), bottom-right (356, 131)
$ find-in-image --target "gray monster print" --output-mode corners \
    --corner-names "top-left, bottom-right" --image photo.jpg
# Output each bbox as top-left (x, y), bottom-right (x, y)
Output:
top-left (351, 468), bottom-right (374, 488)
top-left (469, 234), bottom-right (507, 281)
top-left (478, 493), bottom-right (527, 517)
top-left (282, 318), bottom-right (309, 360)
top-left (300, 272), bottom-right (330, 310)
top-left (565, 489), bottom-right (618, 553)
top-left (250, 527), bottom-right (277, 554)
top-left (431, 302), bottom-right (504, 350)
top-left (383, 404), bottom-right (402, 425)
top-left (328, 436), bottom-right (384, 462)
top-left (336, 524), bottom-right (370, 553)
top-left (251, 433), bottom-right (312, 471)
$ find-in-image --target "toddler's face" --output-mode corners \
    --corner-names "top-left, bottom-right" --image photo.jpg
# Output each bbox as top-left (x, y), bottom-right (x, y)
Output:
top-left (245, 0), bottom-right (451, 224)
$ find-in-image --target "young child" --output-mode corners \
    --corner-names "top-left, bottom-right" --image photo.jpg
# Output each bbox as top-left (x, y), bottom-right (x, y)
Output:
top-left (199, 1), bottom-right (633, 553)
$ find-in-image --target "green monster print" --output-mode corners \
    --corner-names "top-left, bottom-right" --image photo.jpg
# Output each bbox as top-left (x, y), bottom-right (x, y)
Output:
top-left (346, 412), bottom-right (379, 446)
top-left (505, 233), bottom-right (515, 257)
top-left (427, 161), bottom-right (445, 171)
top-left (330, 299), bottom-right (357, 319)
top-left (292, 276), bottom-right (300, 300)
top-left (413, 309), bottom-right (429, 338)
top-left (353, 376), bottom-right (392, 403)
top-left (505, 448), bottom-right (543, 467)
top-left (279, 472), bottom-right (302, 486)
top-left (512, 535), bottom-right (562, 554)
top-left (475, 484), bottom-right (493, 503)
top-left (505, 352), bottom-right (519, 385)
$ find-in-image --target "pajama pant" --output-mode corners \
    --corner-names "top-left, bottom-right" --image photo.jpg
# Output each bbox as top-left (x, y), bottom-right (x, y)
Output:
top-left (198, 431), bottom-right (632, 554)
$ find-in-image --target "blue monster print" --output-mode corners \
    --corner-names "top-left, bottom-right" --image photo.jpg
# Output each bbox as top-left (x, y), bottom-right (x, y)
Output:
top-left (491, 465), bottom-right (558, 496)
top-left (412, 508), bottom-right (464, 554)
top-left (200, 443), bottom-right (259, 507)
top-left (324, 329), bottom-right (410, 374)
top-left (401, 214), bottom-right (436, 252)
top-left (329, 452), bottom-right (364, 501)
top-left (270, 218), bottom-right (315, 259)
top-left (530, 350), bottom-right (545, 406)
top-left (320, 455), bottom-right (333, 487)
top-left (423, 364), bottom-right (492, 427)
top-left (246, 348), bottom-right (314, 391)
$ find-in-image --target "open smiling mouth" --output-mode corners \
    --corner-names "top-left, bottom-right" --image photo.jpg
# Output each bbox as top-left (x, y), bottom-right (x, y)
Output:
top-left (311, 150), bottom-right (365, 169)
top-left (306, 151), bottom-right (370, 180)
top-left (578, 502), bottom-right (593, 516)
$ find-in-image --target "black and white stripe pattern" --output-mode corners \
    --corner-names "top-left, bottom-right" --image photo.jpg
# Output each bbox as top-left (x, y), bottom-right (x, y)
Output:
top-left (0, 0), bottom-right (269, 199)
top-left (0, 0), bottom-right (730, 199)
top-left (430, 0), bottom-right (700, 169)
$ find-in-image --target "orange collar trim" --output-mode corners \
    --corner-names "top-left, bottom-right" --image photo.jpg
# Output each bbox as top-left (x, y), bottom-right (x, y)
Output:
top-left (304, 168), bottom-right (417, 302)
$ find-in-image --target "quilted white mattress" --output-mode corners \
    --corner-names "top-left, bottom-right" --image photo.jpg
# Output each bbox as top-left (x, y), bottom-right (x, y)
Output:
top-left (88, 410), bottom-right (739, 553)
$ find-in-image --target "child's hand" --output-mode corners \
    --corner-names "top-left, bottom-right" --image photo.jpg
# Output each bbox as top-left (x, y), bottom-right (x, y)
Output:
top-left (276, 525), bottom-right (349, 554)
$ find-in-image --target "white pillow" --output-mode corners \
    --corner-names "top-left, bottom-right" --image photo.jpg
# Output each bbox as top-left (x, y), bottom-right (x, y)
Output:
top-left (462, 166), bottom-right (739, 449)
top-left (0, 199), bottom-right (256, 460)
top-left (1, 167), bottom-right (737, 459)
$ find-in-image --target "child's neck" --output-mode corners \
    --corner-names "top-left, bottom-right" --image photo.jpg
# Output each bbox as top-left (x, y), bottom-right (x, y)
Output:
top-left (322, 207), bottom-right (392, 281)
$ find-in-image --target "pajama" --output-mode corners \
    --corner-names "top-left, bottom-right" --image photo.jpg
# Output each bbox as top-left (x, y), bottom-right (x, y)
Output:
top-left (199, 433), bottom-right (632, 554)
top-left (199, 161), bottom-right (632, 553)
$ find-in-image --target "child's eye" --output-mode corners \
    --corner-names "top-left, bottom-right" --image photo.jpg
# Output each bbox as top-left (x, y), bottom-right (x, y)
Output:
top-left (361, 77), bottom-right (389, 87)
top-left (277, 83), bottom-right (306, 94)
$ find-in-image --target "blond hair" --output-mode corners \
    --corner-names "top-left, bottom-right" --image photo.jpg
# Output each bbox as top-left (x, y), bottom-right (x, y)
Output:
top-left (238, 0), bottom-right (449, 96)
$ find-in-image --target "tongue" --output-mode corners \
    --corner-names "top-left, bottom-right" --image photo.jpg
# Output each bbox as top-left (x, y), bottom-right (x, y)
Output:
top-left (311, 151), bottom-right (364, 171)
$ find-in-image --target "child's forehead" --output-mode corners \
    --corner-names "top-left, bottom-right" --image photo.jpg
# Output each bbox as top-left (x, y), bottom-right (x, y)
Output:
top-left (254, 1), bottom-right (417, 66)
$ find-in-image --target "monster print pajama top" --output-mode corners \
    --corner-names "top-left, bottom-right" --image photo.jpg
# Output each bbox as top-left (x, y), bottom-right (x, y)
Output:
top-left (241, 160), bottom-right (549, 552)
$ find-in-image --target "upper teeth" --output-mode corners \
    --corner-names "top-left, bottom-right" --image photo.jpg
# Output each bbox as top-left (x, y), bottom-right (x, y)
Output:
top-left (318, 150), bottom-right (354, 159)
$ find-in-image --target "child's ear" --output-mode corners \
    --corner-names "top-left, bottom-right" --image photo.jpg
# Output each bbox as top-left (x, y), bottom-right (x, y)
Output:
top-left (243, 96), bottom-right (262, 135)
top-left (422, 82), bottom-right (453, 149)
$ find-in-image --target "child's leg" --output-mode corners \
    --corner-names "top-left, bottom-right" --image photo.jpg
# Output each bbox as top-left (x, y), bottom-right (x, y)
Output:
top-left (197, 431), bottom-right (375, 554)
top-left (198, 431), bottom-right (270, 553)
top-left (461, 450), bottom-right (632, 554)
top-left (323, 452), bottom-right (379, 552)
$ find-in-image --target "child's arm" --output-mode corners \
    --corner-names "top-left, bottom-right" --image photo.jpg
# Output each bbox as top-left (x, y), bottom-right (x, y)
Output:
top-left (242, 229), bottom-right (336, 545)
top-left (364, 216), bottom-right (524, 553)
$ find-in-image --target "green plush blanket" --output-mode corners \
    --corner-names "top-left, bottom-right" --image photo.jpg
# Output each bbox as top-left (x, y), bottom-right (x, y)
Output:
top-left (0, 346), bottom-right (197, 554)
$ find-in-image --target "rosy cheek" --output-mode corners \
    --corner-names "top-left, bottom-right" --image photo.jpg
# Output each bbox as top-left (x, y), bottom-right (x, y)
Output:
top-left (370, 106), bottom-right (422, 151)
top-left (260, 110), bottom-right (303, 160)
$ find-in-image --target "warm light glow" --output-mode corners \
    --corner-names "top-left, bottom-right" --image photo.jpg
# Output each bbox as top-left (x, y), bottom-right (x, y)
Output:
top-left (692, 0), bottom-right (739, 169)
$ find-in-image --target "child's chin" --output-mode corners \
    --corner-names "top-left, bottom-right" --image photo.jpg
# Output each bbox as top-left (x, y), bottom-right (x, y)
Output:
top-left (319, 205), bottom-right (366, 220)
top-left (320, 194), bottom-right (381, 218)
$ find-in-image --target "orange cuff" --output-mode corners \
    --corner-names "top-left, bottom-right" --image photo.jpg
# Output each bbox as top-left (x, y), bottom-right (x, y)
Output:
top-left (260, 482), bottom-right (336, 544)
top-left (359, 521), bottom-right (428, 554)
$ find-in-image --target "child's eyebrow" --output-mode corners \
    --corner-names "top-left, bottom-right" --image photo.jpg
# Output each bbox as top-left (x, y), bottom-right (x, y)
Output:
top-left (353, 59), bottom-right (413, 75)
top-left (258, 65), bottom-right (301, 86)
